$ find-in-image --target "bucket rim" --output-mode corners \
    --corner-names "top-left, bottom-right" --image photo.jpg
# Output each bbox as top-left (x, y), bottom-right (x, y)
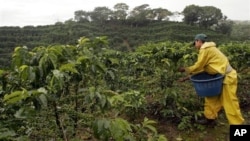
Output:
top-left (190, 73), bottom-right (224, 83)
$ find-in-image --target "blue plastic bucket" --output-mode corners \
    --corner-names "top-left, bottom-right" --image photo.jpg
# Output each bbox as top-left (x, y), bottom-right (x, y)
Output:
top-left (190, 72), bottom-right (224, 97)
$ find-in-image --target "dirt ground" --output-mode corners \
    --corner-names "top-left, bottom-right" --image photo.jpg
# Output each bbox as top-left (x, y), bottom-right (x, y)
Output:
top-left (157, 108), bottom-right (250, 141)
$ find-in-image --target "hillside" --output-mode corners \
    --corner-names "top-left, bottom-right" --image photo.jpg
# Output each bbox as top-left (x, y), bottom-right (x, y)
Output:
top-left (0, 20), bottom-right (229, 67)
top-left (0, 36), bottom-right (249, 140)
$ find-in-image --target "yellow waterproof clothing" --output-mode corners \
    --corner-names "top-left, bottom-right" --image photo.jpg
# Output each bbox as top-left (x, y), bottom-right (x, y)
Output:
top-left (185, 42), bottom-right (244, 125)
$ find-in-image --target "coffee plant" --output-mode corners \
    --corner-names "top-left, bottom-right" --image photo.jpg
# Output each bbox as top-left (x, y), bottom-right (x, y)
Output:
top-left (0, 37), bottom-right (249, 140)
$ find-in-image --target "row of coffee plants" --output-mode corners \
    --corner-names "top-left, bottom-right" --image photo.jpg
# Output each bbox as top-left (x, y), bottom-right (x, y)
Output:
top-left (0, 37), bottom-right (249, 140)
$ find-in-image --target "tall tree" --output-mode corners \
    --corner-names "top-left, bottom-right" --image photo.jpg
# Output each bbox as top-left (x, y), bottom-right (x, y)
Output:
top-left (182, 5), bottom-right (202, 25)
top-left (215, 16), bottom-right (234, 35)
top-left (199, 6), bottom-right (223, 28)
top-left (90, 7), bottom-right (113, 22)
top-left (182, 5), bottom-right (223, 28)
top-left (113, 3), bottom-right (129, 20)
top-left (149, 8), bottom-right (172, 21)
top-left (74, 10), bottom-right (90, 22)
top-left (128, 4), bottom-right (151, 21)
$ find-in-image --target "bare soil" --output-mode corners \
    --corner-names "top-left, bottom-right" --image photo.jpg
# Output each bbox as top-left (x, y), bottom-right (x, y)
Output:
top-left (156, 107), bottom-right (250, 141)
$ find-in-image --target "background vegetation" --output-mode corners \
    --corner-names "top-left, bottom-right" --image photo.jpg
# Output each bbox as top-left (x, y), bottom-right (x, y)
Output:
top-left (0, 3), bottom-right (249, 68)
top-left (0, 3), bottom-right (249, 141)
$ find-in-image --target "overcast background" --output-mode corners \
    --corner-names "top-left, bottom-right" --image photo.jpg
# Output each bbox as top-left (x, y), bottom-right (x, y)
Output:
top-left (0, 0), bottom-right (249, 27)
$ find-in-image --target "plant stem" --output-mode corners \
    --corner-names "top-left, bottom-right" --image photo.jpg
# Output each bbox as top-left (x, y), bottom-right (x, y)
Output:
top-left (53, 101), bottom-right (68, 141)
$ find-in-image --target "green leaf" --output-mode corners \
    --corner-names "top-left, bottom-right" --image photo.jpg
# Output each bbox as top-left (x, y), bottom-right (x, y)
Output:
top-left (106, 70), bottom-right (115, 80)
top-left (52, 70), bottom-right (64, 78)
top-left (0, 128), bottom-right (16, 139)
top-left (161, 58), bottom-right (170, 67)
top-left (108, 58), bottom-right (119, 65)
top-left (96, 62), bottom-right (107, 73)
top-left (38, 94), bottom-right (48, 107)
top-left (144, 124), bottom-right (157, 134)
top-left (142, 118), bottom-right (157, 133)
top-left (143, 117), bottom-right (156, 124)
top-left (59, 63), bottom-right (79, 74)
top-left (78, 36), bottom-right (90, 45)
top-left (48, 70), bottom-right (65, 92)
top-left (14, 108), bottom-right (26, 119)
top-left (157, 135), bottom-right (168, 141)
top-left (12, 46), bottom-right (30, 67)
top-left (109, 118), bottom-right (133, 141)
top-left (4, 89), bottom-right (29, 104)
top-left (76, 56), bottom-right (90, 69)
top-left (48, 46), bottom-right (63, 57)
top-left (19, 65), bottom-right (36, 82)
top-left (48, 53), bottom-right (58, 69)
top-left (183, 54), bottom-right (190, 59)
top-left (19, 65), bottom-right (29, 80)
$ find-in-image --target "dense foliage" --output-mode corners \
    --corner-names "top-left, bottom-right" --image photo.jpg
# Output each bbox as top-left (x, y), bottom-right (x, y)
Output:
top-left (1, 3), bottom-right (249, 68)
top-left (0, 3), bottom-right (249, 140)
top-left (0, 37), bottom-right (249, 140)
top-left (0, 20), bottom-right (232, 68)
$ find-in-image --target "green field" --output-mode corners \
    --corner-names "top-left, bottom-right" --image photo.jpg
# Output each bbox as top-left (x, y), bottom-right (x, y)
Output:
top-left (0, 36), bottom-right (249, 140)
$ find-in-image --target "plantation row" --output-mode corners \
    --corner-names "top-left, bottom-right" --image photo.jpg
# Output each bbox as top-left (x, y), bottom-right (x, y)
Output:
top-left (0, 21), bottom-right (231, 68)
top-left (0, 37), bottom-right (249, 140)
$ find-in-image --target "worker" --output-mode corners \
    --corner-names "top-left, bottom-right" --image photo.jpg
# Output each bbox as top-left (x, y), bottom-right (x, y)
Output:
top-left (178, 33), bottom-right (245, 125)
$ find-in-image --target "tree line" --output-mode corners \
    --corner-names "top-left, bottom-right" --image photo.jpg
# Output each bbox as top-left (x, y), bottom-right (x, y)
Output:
top-left (73, 3), bottom-right (233, 34)
top-left (0, 3), bottom-right (249, 68)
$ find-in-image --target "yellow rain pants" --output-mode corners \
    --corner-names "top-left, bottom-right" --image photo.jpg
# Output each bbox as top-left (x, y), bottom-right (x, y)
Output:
top-left (204, 70), bottom-right (244, 124)
top-left (185, 42), bottom-right (245, 125)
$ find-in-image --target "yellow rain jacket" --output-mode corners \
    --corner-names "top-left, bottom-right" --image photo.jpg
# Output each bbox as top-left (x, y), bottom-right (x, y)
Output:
top-left (185, 42), bottom-right (244, 125)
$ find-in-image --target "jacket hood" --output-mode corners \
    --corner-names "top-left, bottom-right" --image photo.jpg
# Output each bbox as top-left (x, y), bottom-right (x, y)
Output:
top-left (201, 42), bottom-right (216, 49)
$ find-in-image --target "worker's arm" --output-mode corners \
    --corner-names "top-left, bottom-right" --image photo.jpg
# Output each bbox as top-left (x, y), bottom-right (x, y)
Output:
top-left (185, 49), bottom-right (208, 74)
top-left (178, 76), bottom-right (190, 82)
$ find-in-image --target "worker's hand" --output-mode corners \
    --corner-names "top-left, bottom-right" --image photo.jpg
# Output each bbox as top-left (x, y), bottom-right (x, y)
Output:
top-left (178, 76), bottom-right (190, 82)
top-left (178, 67), bottom-right (186, 72)
top-left (178, 77), bottom-right (186, 82)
